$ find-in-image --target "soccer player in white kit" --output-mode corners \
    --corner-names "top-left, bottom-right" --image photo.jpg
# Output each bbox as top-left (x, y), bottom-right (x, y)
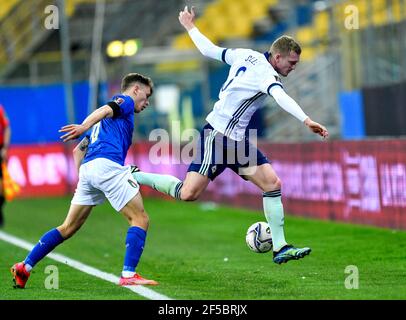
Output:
top-left (11, 73), bottom-right (158, 288)
top-left (132, 7), bottom-right (329, 264)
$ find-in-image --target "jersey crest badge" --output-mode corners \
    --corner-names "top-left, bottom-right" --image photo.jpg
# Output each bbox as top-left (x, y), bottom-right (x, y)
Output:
top-left (128, 179), bottom-right (139, 189)
top-left (115, 97), bottom-right (125, 105)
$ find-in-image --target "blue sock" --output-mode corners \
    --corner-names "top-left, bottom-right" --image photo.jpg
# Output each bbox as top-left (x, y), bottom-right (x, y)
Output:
top-left (123, 226), bottom-right (146, 273)
top-left (24, 228), bottom-right (65, 269)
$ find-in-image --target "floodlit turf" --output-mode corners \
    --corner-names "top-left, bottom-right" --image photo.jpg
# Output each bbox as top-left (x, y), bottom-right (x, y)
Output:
top-left (1, 196), bottom-right (406, 300)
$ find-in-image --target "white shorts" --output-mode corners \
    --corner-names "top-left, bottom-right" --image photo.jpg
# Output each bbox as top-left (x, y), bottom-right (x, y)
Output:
top-left (71, 158), bottom-right (140, 212)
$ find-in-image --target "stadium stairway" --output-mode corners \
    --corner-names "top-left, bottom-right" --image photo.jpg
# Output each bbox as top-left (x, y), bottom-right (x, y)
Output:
top-left (0, 0), bottom-right (189, 83)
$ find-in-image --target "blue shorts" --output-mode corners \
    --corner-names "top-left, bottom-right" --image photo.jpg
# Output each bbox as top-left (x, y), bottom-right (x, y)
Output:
top-left (188, 123), bottom-right (270, 181)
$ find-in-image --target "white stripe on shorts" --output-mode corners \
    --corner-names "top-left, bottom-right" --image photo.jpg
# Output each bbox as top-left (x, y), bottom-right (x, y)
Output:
top-left (199, 129), bottom-right (217, 176)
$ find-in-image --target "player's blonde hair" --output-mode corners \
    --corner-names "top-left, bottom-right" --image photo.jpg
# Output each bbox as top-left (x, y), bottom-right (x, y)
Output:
top-left (121, 73), bottom-right (154, 94)
top-left (269, 35), bottom-right (301, 57)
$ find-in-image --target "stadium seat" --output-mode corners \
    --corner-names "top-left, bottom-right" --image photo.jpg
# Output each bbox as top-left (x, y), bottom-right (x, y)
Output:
top-left (356, 0), bottom-right (369, 28)
top-left (371, 0), bottom-right (388, 26)
top-left (231, 18), bottom-right (253, 38)
top-left (0, 0), bottom-right (19, 22)
top-left (391, 0), bottom-right (404, 22)
top-left (246, 1), bottom-right (268, 20)
top-left (298, 46), bottom-right (316, 62)
top-left (155, 60), bottom-right (200, 73)
top-left (173, 33), bottom-right (195, 50)
top-left (207, 18), bottom-right (232, 42)
top-left (313, 11), bottom-right (330, 38)
top-left (171, 0), bottom-right (281, 50)
top-left (194, 18), bottom-right (211, 36)
top-left (372, 11), bottom-right (388, 26)
top-left (295, 26), bottom-right (316, 47)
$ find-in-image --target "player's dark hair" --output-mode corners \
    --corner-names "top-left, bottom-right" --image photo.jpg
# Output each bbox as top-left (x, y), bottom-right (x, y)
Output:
top-left (121, 73), bottom-right (154, 95)
top-left (269, 35), bottom-right (302, 57)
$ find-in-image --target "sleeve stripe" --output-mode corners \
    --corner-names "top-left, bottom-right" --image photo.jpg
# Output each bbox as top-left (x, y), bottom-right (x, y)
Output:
top-left (221, 49), bottom-right (228, 63)
top-left (267, 82), bottom-right (283, 95)
top-left (107, 101), bottom-right (121, 118)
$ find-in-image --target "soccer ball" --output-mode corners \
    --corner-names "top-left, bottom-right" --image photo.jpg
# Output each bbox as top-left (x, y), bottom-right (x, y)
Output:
top-left (245, 221), bottom-right (273, 253)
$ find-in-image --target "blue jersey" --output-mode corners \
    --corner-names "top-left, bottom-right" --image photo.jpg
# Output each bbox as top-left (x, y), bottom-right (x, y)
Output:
top-left (83, 94), bottom-right (134, 166)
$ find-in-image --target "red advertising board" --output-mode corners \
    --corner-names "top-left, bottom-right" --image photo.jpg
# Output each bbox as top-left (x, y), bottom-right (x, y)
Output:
top-left (7, 139), bottom-right (406, 229)
top-left (7, 143), bottom-right (76, 197)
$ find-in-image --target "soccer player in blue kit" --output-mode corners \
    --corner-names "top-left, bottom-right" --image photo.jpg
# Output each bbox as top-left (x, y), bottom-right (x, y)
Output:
top-left (11, 73), bottom-right (158, 288)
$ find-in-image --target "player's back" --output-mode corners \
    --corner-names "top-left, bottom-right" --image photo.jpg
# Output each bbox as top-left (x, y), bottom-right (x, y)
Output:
top-left (83, 94), bottom-right (134, 166)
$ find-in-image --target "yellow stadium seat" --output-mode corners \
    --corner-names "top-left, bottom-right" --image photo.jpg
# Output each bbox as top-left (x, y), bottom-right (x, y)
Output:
top-left (313, 11), bottom-right (330, 37)
top-left (371, 0), bottom-right (387, 25)
top-left (0, 0), bottom-right (19, 21)
top-left (195, 18), bottom-right (210, 35)
top-left (173, 33), bottom-right (194, 50)
top-left (372, 11), bottom-right (388, 26)
top-left (155, 60), bottom-right (200, 73)
top-left (206, 17), bottom-right (232, 42)
top-left (245, 1), bottom-right (268, 20)
top-left (223, 1), bottom-right (245, 19)
top-left (226, 17), bottom-right (252, 39)
top-left (204, 2), bottom-right (223, 18)
top-left (355, 0), bottom-right (369, 28)
top-left (299, 46), bottom-right (316, 62)
top-left (172, 0), bottom-right (278, 50)
top-left (372, 0), bottom-right (386, 12)
top-left (262, 0), bottom-right (278, 6)
top-left (391, 0), bottom-right (403, 22)
top-left (296, 26), bottom-right (316, 46)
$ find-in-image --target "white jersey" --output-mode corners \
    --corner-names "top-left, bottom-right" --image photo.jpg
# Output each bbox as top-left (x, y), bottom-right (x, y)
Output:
top-left (206, 49), bottom-right (283, 141)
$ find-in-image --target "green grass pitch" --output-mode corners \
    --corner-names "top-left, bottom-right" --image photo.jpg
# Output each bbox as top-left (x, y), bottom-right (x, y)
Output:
top-left (1, 196), bottom-right (405, 300)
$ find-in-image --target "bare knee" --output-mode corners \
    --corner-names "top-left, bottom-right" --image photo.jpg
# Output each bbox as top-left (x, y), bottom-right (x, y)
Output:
top-left (263, 176), bottom-right (282, 192)
top-left (128, 208), bottom-right (150, 229)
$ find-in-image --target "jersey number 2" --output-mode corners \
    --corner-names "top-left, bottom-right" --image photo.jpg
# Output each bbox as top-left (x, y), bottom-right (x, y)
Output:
top-left (221, 66), bottom-right (247, 91)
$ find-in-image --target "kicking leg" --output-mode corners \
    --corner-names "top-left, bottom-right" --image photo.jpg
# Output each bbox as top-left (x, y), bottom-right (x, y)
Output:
top-left (131, 167), bottom-right (210, 202)
top-left (131, 166), bottom-right (184, 200)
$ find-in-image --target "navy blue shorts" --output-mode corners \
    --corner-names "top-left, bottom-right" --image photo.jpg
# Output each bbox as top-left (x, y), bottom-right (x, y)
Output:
top-left (188, 123), bottom-right (270, 181)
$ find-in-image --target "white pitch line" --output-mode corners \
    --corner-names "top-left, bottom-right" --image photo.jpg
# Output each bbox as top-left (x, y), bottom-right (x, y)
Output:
top-left (0, 231), bottom-right (172, 300)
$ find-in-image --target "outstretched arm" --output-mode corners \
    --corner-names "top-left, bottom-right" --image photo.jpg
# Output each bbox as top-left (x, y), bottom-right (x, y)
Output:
top-left (179, 6), bottom-right (225, 62)
top-left (59, 105), bottom-right (113, 142)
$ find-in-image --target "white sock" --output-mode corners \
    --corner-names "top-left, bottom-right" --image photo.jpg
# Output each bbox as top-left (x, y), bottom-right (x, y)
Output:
top-left (263, 190), bottom-right (288, 252)
top-left (121, 271), bottom-right (136, 278)
top-left (132, 172), bottom-right (183, 199)
top-left (24, 263), bottom-right (32, 272)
